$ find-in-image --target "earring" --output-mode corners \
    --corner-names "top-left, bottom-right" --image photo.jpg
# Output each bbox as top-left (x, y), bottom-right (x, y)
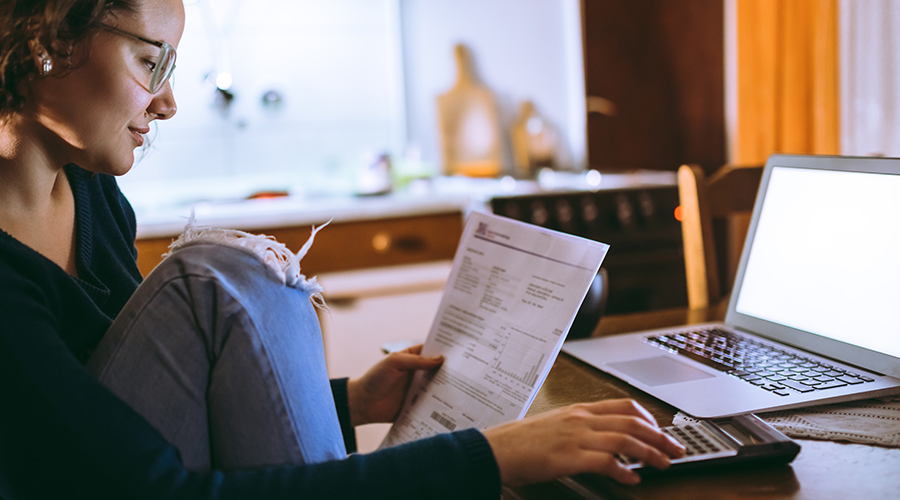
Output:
top-left (40, 54), bottom-right (53, 76)
top-left (28, 39), bottom-right (53, 76)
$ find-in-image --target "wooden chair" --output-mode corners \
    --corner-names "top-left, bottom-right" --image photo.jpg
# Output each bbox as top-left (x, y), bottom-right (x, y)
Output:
top-left (678, 163), bottom-right (763, 309)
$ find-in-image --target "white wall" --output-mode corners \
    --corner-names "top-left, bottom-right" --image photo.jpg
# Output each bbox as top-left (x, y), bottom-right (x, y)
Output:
top-left (122, 0), bottom-right (405, 205)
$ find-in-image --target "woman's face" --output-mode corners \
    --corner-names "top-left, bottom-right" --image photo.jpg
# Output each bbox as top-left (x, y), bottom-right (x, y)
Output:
top-left (29, 0), bottom-right (185, 176)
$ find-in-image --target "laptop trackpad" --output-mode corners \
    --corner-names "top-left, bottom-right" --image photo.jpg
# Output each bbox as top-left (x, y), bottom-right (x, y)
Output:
top-left (608, 356), bottom-right (715, 387)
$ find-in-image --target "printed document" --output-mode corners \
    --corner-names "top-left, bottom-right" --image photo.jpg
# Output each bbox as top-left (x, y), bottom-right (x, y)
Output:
top-left (381, 211), bottom-right (609, 448)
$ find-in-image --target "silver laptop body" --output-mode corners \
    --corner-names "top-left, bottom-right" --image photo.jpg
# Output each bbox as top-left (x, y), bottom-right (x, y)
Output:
top-left (563, 154), bottom-right (900, 418)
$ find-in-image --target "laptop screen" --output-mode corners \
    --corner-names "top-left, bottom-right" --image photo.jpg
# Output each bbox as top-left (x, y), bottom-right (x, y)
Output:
top-left (734, 165), bottom-right (900, 359)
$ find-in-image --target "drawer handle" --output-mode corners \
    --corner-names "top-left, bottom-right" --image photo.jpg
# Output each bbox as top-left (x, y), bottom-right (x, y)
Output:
top-left (372, 232), bottom-right (392, 252)
top-left (372, 232), bottom-right (426, 253)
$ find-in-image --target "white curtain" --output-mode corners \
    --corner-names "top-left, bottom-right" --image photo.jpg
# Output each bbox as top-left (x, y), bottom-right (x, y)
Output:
top-left (840, 0), bottom-right (900, 156)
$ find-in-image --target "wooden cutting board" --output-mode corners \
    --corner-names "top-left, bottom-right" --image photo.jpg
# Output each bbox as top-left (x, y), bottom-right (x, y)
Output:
top-left (436, 44), bottom-right (503, 177)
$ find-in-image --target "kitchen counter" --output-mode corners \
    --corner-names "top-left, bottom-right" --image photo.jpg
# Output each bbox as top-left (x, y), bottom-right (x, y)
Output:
top-left (130, 170), bottom-right (678, 239)
top-left (133, 190), bottom-right (475, 239)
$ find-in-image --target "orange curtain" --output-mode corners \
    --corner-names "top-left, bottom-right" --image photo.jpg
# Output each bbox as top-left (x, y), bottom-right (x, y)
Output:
top-left (736, 0), bottom-right (839, 164)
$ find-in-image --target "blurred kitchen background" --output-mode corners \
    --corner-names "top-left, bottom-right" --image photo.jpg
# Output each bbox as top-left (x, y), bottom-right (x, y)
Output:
top-left (127, 0), bottom-right (900, 452)
top-left (122, 0), bottom-right (900, 204)
top-left (121, 0), bottom-right (587, 206)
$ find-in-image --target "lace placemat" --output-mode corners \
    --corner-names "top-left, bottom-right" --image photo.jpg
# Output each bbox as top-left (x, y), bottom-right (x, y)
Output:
top-left (674, 395), bottom-right (900, 447)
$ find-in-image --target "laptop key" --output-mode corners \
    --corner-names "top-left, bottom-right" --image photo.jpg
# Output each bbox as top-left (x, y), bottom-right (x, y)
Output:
top-left (815, 380), bottom-right (848, 390)
top-left (837, 375), bottom-right (864, 385)
top-left (780, 379), bottom-right (816, 393)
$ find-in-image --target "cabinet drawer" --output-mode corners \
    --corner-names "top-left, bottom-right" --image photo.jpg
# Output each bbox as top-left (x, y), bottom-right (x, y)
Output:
top-left (135, 211), bottom-right (464, 277)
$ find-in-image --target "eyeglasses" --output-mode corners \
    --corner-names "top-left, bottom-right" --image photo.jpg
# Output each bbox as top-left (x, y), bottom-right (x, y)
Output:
top-left (97, 23), bottom-right (176, 94)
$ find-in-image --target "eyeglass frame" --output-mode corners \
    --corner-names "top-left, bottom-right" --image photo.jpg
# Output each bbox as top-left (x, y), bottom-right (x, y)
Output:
top-left (96, 23), bottom-right (176, 94)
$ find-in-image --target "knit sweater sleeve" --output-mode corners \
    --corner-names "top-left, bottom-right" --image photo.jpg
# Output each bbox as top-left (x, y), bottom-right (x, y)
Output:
top-left (329, 378), bottom-right (358, 454)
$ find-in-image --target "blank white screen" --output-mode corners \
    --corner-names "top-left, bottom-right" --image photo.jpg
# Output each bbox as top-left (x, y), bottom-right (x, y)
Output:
top-left (735, 167), bottom-right (900, 358)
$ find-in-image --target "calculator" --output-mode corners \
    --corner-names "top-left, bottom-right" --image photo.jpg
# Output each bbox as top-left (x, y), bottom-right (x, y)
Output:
top-left (558, 414), bottom-right (801, 496)
top-left (620, 413), bottom-right (801, 473)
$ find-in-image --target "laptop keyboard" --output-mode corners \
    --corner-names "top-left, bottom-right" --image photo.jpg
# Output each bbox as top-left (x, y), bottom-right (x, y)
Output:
top-left (645, 327), bottom-right (876, 396)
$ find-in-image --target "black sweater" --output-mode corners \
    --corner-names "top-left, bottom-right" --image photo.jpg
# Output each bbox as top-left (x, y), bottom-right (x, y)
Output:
top-left (0, 165), bottom-right (499, 499)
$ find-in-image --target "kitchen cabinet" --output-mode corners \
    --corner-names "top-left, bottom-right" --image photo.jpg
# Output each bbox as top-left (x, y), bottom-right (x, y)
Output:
top-left (583, 0), bottom-right (726, 174)
top-left (134, 211), bottom-right (464, 277)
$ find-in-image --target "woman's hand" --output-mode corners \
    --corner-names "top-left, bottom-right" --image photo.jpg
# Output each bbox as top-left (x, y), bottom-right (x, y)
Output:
top-left (346, 344), bottom-right (443, 427)
top-left (483, 399), bottom-right (685, 487)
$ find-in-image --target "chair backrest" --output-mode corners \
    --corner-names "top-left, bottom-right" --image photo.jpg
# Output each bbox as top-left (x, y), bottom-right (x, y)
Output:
top-left (678, 163), bottom-right (763, 309)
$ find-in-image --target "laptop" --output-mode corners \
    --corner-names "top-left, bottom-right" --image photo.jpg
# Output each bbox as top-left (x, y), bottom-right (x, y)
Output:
top-left (563, 154), bottom-right (900, 418)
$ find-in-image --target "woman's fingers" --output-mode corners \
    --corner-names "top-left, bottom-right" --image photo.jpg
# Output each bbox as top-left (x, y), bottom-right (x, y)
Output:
top-left (485, 399), bottom-right (686, 487)
top-left (579, 451), bottom-right (642, 485)
top-left (582, 414), bottom-right (685, 461)
top-left (587, 430), bottom-right (674, 470)
top-left (401, 343), bottom-right (424, 355)
top-left (582, 399), bottom-right (659, 427)
top-left (384, 349), bottom-right (443, 371)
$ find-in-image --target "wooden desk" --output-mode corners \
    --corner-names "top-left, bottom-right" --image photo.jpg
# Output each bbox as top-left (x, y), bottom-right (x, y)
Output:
top-left (506, 305), bottom-right (900, 500)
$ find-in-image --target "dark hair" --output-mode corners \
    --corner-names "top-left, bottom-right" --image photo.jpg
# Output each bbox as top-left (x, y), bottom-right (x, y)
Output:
top-left (0, 0), bottom-right (138, 119)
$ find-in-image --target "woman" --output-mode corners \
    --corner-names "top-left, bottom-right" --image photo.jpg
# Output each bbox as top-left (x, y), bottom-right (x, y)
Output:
top-left (0, 0), bottom-right (684, 498)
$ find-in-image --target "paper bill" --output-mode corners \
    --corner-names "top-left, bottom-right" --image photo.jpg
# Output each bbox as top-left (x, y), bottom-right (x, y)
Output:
top-left (380, 211), bottom-right (609, 448)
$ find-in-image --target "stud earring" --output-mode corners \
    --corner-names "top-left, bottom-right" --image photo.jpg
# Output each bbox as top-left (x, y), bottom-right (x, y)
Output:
top-left (40, 55), bottom-right (53, 76)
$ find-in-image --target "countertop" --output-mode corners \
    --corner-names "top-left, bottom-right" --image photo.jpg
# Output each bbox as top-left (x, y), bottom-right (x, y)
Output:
top-left (129, 171), bottom-right (678, 239)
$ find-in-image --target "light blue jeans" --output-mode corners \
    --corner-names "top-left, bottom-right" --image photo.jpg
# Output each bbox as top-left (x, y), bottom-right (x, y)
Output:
top-left (86, 244), bottom-right (346, 471)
